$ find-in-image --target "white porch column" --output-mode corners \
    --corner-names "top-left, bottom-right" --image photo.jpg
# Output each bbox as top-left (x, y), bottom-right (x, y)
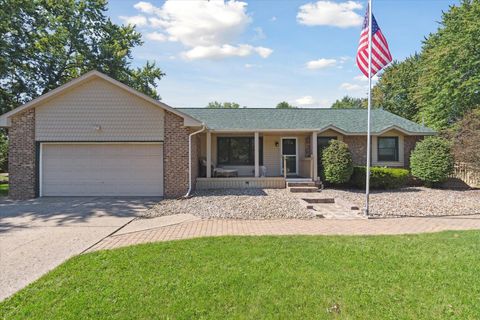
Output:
top-left (206, 131), bottom-right (212, 178)
top-left (312, 132), bottom-right (318, 180)
top-left (254, 132), bottom-right (260, 177)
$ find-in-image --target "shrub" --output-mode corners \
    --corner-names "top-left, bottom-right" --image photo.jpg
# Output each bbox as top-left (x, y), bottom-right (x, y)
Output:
top-left (321, 140), bottom-right (353, 184)
top-left (351, 166), bottom-right (410, 189)
top-left (0, 133), bottom-right (7, 173)
top-left (410, 136), bottom-right (454, 187)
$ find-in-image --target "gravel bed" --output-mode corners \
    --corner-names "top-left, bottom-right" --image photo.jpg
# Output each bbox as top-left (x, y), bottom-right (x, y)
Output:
top-left (320, 187), bottom-right (480, 217)
top-left (144, 188), bottom-right (316, 219)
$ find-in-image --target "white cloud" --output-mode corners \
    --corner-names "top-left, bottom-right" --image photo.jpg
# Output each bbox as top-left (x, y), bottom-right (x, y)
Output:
top-left (134, 1), bottom-right (162, 15)
top-left (296, 96), bottom-right (316, 106)
top-left (182, 44), bottom-right (272, 60)
top-left (340, 82), bottom-right (365, 92)
top-left (253, 27), bottom-right (266, 40)
top-left (145, 32), bottom-right (167, 42)
top-left (297, 1), bottom-right (363, 28)
top-left (119, 15), bottom-right (148, 26)
top-left (126, 0), bottom-right (272, 60)
top-left (270, 16), bottom-right (277, 22)
top-left (306, 58), bottom-right (337, 70)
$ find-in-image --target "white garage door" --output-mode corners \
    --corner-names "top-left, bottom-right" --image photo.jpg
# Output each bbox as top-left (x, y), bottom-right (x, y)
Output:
top-left (41, 143), bottom-right (163, 196)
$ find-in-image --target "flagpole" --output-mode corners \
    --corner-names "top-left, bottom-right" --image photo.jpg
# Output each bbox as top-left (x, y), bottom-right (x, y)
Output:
top-left (365, 0), bottom-right (373, 216)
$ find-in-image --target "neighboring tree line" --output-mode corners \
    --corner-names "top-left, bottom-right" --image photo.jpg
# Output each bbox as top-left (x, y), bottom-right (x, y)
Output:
top-left (206, 101), bottom-right (297, 109)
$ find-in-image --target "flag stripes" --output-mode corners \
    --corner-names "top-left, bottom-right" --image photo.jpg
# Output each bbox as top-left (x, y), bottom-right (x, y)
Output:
top-left (356, 7), bottom-right (392, 77)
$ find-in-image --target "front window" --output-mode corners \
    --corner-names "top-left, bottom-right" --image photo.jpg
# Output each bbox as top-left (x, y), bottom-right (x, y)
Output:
top-left (377, 137), bottom-right (399, 162)
top-left (217, 137), bottom-right (263, 165)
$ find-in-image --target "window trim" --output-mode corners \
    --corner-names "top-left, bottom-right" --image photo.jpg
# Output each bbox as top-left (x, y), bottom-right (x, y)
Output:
top-left (377, 136), bottom-right (399, 162)
top-left (217, 136), bottom-right (263, 166)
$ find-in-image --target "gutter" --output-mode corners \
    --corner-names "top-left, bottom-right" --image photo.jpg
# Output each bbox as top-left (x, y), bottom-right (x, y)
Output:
top-left (184, 124), bottom-right (206, 198)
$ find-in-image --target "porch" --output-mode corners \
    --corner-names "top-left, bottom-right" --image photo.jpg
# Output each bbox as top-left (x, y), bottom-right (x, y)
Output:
top-left (196, 130), bottom-right (339, 189)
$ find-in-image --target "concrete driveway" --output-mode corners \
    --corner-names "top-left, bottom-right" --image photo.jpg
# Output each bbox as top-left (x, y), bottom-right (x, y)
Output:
top-left (0, 197), bottom-right (159, 301)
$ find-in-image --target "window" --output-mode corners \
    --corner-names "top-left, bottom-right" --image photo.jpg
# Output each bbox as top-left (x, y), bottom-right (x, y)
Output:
top-left (217, 137), bottom-right (263, 165)
top-left (377, 137), bottom-right (399, 162)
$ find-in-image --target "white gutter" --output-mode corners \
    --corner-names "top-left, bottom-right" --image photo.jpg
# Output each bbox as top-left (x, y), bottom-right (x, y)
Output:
top-left (184, 124), bottom-right (206, 198)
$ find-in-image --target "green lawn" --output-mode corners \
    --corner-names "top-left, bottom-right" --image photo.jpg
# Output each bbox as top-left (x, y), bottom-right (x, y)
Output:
top-left (0, 183), bottom-right (8, 196)
top-left (2, 232), bottom-right (480, 319)
top-left (0, 173), bottom-right (8, 196)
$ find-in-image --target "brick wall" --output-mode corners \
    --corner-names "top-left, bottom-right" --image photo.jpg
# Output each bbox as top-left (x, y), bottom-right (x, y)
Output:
top-left (344, 136), bottom-right (367, 166)
top-left (403, 135), bottom-right (423, 168)
top-left (163, 111), bottom-right (200, 198)
top-left (8, 109), bottom-right (36, 199)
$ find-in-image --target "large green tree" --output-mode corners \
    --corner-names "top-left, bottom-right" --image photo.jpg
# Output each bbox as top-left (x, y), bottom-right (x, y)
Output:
top-left (0, 0), bottom-right (165, 115)
top-left (330, 96), bottom-right (366, 109)
top-left (415, 0), bottom-right (480, 129)
top-left (372, 55), bottom-right (421, 121)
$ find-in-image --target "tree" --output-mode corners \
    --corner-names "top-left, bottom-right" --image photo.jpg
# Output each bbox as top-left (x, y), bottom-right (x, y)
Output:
top-left (415, 0), bottom-right (480, 129)
top-left (442, 108), bottom-right (480, 167)
top-left (0, 0), bottom-right (165, 115)
top-left (321, 140), bottom-right (353, 184)
top-left (372, 55), bottom-right (421, 121)
top-left (276, 101), bottom-right (297, 109)
top-left (330, 96), bottom-right (366, 109)
top-left (206, 101), bottom-right (241, 108)
top-left (410, 137), bottom-right (454, 186)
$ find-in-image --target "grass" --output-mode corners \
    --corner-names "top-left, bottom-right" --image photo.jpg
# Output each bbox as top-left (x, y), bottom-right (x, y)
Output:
top-left (0, 173), bottom-right (7, 196)
top-left (2, 232), bottom-right (480, 319)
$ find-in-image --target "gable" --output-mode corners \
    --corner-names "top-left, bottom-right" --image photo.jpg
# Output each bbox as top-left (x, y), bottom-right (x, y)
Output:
top-left (35, 78), bottom-right (165, 141)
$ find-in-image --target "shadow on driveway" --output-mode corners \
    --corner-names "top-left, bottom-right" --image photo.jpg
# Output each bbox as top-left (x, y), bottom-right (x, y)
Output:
top-left (0, 197), bottom-right (161, 234)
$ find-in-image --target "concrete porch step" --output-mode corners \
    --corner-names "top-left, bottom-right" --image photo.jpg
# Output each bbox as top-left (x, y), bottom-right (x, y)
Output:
top-left (287, 182), bottom-right (316, 188)
top-left (289, 186), bottom-right (319, 193)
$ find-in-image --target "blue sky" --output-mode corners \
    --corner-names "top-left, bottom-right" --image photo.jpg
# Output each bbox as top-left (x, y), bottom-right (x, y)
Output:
top-left (108, 0), bottom-right (458, 108)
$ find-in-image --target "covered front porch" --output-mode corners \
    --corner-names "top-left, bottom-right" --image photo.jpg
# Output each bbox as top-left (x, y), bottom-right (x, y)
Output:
top-left (196, 130), bottom-right (330, 189)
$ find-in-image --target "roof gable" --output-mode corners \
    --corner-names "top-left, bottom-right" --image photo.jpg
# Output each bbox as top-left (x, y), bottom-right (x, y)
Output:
top-left (0, 70), bottom-right (202, 127)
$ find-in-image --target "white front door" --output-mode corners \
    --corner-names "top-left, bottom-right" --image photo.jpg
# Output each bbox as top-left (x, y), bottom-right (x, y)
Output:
top-left (281, 138), bottom-right (298, 176)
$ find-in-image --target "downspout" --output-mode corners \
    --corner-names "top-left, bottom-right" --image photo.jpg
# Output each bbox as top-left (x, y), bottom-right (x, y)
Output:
top-left (184, 124), bottom-right (206, 198)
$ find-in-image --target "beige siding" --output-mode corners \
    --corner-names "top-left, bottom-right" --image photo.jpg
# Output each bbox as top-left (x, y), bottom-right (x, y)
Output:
top-left (36, 78), bottom-right (164, 141)
top-left (41, 143), bottom-right (163, 196)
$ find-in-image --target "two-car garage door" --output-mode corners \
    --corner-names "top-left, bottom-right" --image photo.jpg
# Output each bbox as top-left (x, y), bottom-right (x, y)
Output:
top-left (40, 143), bottom-right (163, 196)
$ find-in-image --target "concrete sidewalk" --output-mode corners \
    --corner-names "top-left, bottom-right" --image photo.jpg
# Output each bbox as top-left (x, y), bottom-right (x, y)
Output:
top-left (89, 214), bottom-right (480, 252)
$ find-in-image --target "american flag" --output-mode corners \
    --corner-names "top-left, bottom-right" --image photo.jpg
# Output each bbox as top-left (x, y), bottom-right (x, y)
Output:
top-left (356, 7), bottom-right (392, 77)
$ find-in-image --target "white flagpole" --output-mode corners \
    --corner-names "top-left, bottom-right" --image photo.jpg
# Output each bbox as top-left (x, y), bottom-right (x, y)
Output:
top-left (365, 0), bottom-right (373, 216)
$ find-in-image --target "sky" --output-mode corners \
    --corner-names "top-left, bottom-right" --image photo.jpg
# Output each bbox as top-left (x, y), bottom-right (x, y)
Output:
top-left (108, 0), bottom-right (459, 108)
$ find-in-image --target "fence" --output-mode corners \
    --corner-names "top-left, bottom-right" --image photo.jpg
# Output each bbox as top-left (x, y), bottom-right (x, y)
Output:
top-left (449, 162), bottom-right (480, 188)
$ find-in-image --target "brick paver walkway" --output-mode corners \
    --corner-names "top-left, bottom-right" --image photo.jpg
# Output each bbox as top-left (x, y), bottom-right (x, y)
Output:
top-left (87, 215), bottom-right (480, 252)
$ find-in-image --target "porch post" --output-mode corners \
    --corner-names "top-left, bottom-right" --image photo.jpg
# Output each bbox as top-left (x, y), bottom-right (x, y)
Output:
top-left (254, 132), bottom-right (260, 177)
top-left (312, 132), bottom-right (318, 180)
top-left (206, 131), bottom-right (212, 178)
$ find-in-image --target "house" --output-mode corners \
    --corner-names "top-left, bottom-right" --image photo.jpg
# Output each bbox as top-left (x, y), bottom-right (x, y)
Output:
top-left (0, 71), bottom-right (435, 199)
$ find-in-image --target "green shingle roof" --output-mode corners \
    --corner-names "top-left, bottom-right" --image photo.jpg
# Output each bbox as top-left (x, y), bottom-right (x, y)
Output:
top-left (177, 108), bottom-right (435, 134)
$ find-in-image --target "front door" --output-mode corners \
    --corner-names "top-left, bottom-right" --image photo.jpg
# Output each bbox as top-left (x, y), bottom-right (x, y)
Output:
top-left (281, 138), bottom-right (297, 176)
top-left (317, 137), bottom-right (337, 177)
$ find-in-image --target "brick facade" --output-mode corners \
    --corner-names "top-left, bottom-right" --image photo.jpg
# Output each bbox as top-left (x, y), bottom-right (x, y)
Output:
top-left (403, 135), bottom-right (423, 168)
top-left (163, 111), bottom-right (200, 198)
top-left (343, 136), bottom-right (368, 166)
top-left (8, 109), bottom-right (36, 199)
